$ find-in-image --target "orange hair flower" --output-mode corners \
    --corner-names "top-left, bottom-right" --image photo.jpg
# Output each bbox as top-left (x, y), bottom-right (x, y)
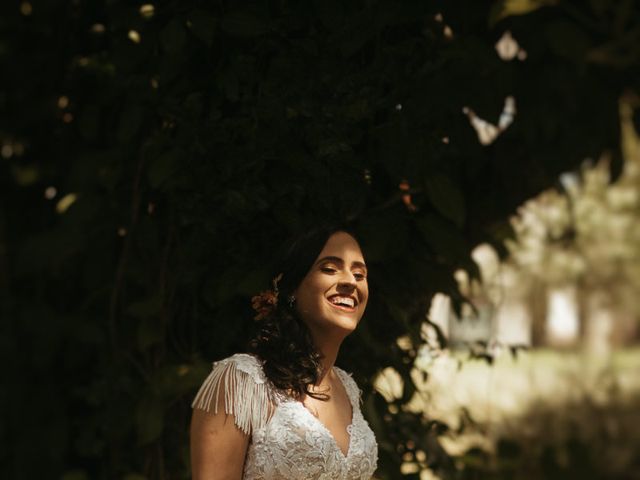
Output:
top-left (250, 273), bottom-right (283, 321)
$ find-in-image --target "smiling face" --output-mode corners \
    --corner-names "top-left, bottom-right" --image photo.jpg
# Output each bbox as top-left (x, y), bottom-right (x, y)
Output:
top-left (293, 231), bottom-right (369, 336)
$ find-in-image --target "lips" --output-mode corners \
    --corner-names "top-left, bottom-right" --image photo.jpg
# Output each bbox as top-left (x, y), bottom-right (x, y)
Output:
top-left (327, 294), bottom-right (358, 311)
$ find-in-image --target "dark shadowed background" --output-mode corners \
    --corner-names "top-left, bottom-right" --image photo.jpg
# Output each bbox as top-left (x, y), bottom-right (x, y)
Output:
top-left (1, 0), bottom-right (639, 478)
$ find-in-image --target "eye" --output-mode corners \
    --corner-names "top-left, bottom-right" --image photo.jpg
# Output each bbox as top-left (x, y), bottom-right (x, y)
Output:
top-left (320, 266), bottom-right (337, 274)
top-left (353, 271), bottom-right (367, 281)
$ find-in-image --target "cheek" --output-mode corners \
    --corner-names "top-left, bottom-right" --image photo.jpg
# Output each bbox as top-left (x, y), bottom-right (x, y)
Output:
top-left (360, 287), bottom-right (369, 309)
top-left (361, 283), bottom-right (369, 300)
top-left (304, 274), bottom-right (331, 296)
top-left (360, 297), bottom-right (369, 310)
top-left (295, 278), bottom-right (327, 311)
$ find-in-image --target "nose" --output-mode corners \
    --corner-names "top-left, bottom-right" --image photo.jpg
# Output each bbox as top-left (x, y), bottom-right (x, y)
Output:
top-left (337, 282), bottom-right (356, 297)
top-left (337, 272), bottom-right (357, 291)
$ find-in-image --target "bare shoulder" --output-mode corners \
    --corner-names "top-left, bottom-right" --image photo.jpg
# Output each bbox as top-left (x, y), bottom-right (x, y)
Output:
top-left (190, 391), bottom-right (249, 480)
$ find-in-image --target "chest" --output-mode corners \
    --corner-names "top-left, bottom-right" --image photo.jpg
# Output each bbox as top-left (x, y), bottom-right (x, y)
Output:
top-left (302, 387), bottom-right (353, 456)
top-left (245, 400), bottom-right (377, 480)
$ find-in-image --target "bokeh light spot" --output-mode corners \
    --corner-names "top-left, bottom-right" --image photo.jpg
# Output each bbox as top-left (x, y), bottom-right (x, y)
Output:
top-left (91, 23), bottom-right (106, 34)
top-left (495, 30), bottom-right (527, 62)
top-left (44, 186), bottom-right (57, 200)
top-left (57, 96), bottom-right (69, 109)
top-left (140, 4), bottom-right (155, 19)
top-left (1, 144), bottom-right (13, 159)
top-left (56, 193), bottom-right (77, 214)
top-left (20, 2), bottom-right (32, 16)
top-left (128, 30), bottom-right (141, 44)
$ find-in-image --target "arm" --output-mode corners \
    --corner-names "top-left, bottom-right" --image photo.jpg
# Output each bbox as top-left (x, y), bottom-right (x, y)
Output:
top-left (190, 403), bottom-right (249, 480)
top-left (189, 355), bottom-right (270, 480)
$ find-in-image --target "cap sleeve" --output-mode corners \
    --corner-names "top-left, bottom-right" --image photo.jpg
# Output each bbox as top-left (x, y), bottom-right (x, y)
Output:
top-left (191, 353), bottom-right (272, 435)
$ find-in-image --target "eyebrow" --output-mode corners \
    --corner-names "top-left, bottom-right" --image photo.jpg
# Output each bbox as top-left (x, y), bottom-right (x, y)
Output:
top-left (315, 256), bottom-right (367, 271)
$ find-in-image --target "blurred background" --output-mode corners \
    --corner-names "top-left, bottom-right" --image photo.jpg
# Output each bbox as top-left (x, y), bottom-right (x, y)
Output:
top-left (377, 103), bottom-right (640, 477)
top-left (2, 0), bottom-right (640, 479)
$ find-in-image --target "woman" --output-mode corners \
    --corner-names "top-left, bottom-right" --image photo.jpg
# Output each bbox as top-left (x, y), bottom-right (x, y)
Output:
top-left (190, 227), bottom-right (378, 479)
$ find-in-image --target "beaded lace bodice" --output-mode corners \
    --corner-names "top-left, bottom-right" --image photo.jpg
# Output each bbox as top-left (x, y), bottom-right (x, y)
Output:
top-left (192, 353), bottom-right (378, 479)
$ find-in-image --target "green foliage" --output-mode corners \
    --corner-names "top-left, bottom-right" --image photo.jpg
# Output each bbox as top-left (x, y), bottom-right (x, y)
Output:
top-left (1, 0), bottom-right (638, 478)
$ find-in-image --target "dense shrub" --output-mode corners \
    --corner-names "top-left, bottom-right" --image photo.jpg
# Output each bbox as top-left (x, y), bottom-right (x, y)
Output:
top-left (1, 0), bottom-right (636, 478)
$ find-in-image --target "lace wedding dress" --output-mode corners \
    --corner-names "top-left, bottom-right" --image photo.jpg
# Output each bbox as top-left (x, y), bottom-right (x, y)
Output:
top-left (192, 353), bottom-right (378, 479)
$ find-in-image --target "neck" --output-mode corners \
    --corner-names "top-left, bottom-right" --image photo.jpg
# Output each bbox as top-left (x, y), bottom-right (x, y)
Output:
top-left (311, 331), bottom-right (346, 385)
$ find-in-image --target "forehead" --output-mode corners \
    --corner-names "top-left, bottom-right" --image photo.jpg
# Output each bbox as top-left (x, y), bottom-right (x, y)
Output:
top-left (316, 231), bottom-right (364, 261)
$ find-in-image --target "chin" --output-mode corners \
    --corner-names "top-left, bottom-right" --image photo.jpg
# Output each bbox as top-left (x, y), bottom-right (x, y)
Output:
top-left (332, 319), bottom-right (359, 334)
top-left (301, 303), bottom-right (365, 337)
top-left (322, 310), bottom-right (362, 333)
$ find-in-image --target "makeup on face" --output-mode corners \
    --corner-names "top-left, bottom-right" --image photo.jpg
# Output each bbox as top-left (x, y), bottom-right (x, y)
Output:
top-left (294, 232), bottom-right (369, 334)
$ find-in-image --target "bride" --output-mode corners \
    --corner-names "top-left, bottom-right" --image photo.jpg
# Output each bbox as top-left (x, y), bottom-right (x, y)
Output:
top-left (190, 227), bottom-right (378, 479)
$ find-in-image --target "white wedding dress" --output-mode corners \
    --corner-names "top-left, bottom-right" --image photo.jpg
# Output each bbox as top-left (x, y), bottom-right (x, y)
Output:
top-left (192, 353), bottom-right (378, 479)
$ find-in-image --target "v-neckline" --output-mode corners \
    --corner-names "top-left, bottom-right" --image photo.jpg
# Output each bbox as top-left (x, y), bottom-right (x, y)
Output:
top-left (298, 367), bottom-right (355, 459)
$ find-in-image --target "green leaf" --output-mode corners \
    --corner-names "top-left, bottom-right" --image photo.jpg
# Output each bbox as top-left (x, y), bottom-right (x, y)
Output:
top-left (137, 315), bottom-right (164, 351)
top-left (220, 11), bottom-right (269, 37)
top-left (338, 18), bottom-right (376, 58)
top-left (312, 0), bottom-right (345, 30)
top-left (158, 53), bottom-right (186, 85)
top-left (236, 268), bottom-right (270, 296)
top-left (126, 295), bottom-right (162, 319)
top-left (187, 11), bottom-right (218, 46)
top-left (217, 68), bottom-right (239, 102)
top-left (147, 150), bottom-right (179, 188)
top-left (135, 396), bottom-right (164, 445)
top-left (358, 212), bottom-right (409, 262)
top-left (61, 470), bottom-right (89, 480)
top-left (11, 164), bottom-right (39, 186)
top-left (544, 20), bottom-right (591, 61)
top-left (77, 105), bottom-right (101, 141)
top-left (425, 174), bottom-right (466, 228)
top-left (116, 105), bottom-right (143, 143)
top-left (184, 92), bottom-right (205, 119)
top-left (161, 19), bottom-right (187, 54)
top-left (132, 301), bottom-right (164, 350)
top-left (123, 474), bottom-right (148, 480)
top-left (415, 213), bottom-right (468, 263)
top-left (489, 0), bottom-right (558, 25)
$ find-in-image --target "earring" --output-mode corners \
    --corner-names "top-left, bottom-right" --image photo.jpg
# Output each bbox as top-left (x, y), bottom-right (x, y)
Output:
top-left (287, 295), bottom-right (296, 308)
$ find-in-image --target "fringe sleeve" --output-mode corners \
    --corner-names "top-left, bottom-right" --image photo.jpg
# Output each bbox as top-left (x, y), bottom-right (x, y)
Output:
top-left (191, 354), bottom-right (272, 435)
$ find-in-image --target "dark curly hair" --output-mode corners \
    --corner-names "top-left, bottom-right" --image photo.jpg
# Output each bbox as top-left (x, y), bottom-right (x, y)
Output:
top-left (248, 224), bottom-right (361, 401)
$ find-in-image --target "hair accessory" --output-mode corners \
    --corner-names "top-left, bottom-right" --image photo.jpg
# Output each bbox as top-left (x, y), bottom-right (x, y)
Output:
top-left (251, 273), bottom-right (283, 321)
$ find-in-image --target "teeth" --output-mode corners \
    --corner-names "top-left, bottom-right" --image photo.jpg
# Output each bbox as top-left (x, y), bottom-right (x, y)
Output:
top-left (330, 296), bottom-right (355, 308)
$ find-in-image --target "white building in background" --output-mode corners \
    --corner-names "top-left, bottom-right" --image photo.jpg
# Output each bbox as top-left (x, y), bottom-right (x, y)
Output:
top-left (429, 244), bottom-right (533, 349)
top-left (428, 243), bottom-right (636, 351)
top-left (545, 285), bottom-right (580, 347)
